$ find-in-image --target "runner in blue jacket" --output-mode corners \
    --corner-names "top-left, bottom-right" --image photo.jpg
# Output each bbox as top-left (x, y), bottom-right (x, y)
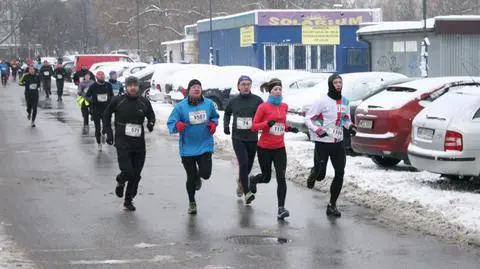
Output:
top-left (167, 79), bottom-right (219, 215)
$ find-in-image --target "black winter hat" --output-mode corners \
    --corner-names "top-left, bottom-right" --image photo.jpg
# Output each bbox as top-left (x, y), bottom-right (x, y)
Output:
top-left (327, 73), bottom-right (342, 100)
top-left (125, 76), bottom-right (139, 86)
top-left (187, 79), bottom-right (202, 92)
top-left (266, 78), bottom-right (282, 92)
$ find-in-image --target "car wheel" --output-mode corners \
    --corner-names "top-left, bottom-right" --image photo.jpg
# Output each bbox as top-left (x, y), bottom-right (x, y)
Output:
top-left (144, 89), bottom-right (151, 100)
top-left (371, 156), bottom-right (401, 167)
top-left (442, 174), bottom-right (473, 181)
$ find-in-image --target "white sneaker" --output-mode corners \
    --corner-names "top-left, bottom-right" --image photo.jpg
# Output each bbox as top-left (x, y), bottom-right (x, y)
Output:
top-left (97, 144), bottom-right (102, 152)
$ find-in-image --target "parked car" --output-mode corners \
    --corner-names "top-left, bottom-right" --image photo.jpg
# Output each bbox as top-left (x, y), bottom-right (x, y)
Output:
top-left (286, 72), bottom-right (408, 141)
top-left (62, 61), bottom-right (75, 82)
top-left (408, 84), bottom-right (480, 180)
top-left (74, 54), bottom-right (133, 72)
top-left (150, 63), bottom-right (195, 102)
top-left (352, 77), bottom-right (480, 167)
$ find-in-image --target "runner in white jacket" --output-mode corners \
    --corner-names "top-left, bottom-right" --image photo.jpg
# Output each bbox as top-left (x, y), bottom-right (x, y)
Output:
top-left (304, 74), bottom-right (357, 217)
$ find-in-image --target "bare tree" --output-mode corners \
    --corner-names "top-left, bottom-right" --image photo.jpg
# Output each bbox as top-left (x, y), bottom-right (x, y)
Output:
top-left (0, 0), bottom-right (39, 45)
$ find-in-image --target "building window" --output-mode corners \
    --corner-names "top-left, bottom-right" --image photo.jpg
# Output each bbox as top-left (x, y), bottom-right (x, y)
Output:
top-left (265, 46), bottom-right (272, 70)
top-left (294, 46), bottom-right (306, 70)
top-left (347, 48), bottom-right (364, 65)
top-left (310, 46), bottom-right (318, 70)
top-left (320, 45), bottom-right (334, 70)
top-left (275, 46), bottom-right (289, 70)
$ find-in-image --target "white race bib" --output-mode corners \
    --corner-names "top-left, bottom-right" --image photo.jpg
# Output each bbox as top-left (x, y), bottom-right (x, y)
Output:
top-left (1, 68), bottom-right (6, 71)
top-left (43, 71), bottom-right (49, 76)
top-left (97, 94), bottom-right (108, 102)
top-left (270, 123), bottom-right (285, 136)
top-left (29, 84), bottom-right (38, 90)
top-left (57, 74), bottom-right (63, 79)
top-left (236, 117), bottom-right (252, 130)
top-left (189, 110), bottom-right (207, 125)
top-left (328, 126), bottom-right (343, 140)
top-left (125, 123), bottom-right (142, 137)
top-left (80, 77), bottom-right (85, 82)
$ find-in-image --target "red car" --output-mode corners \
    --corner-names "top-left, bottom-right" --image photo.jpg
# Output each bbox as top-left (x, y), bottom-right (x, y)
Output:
top-left (352, 77), bottom-right (480, 167)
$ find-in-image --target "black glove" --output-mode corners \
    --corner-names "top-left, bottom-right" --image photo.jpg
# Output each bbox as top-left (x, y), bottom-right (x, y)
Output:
top-left (224, 126), bottom-right (231, 135)
top-left (147, 122), bottom-right (154, 132)
top-left (106, 130), bottom-right (114, 145)
top-left (349, 125), bottom-right (357, 137)
top-left (267, 120), bottom-right (276, 128)
top-left (287, 127), bottom-right (299, 133)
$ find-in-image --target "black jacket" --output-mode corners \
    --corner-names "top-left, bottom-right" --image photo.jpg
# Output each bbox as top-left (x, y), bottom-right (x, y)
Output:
top-left (54, 67), bottom-right (67, 81)
top-left (39, 65), bottom-right (54, 80)
top-left (22, 73), bottom-right (41, 94)
top-left (103, 95), bottom-right (155, 151)
top-left (223, 93), bottom-right (263, 142)
top-left (85, 82), bottom-right (114, 115)
top-left (73, 69), bottom-right (95, 85)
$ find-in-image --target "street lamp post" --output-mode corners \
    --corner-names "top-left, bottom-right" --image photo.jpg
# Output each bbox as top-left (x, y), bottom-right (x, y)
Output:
top-left (209, 0), bottom-right (214, 65)
top-left (136, 0), bottom-right (140, 57)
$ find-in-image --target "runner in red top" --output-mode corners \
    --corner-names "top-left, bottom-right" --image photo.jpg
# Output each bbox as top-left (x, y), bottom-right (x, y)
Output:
top-left (249, 78), bottom-right (298, 220)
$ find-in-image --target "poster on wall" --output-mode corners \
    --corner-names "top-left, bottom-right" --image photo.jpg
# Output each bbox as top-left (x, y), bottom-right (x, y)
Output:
top-left (240, 25), bottom-right (255, 47)
top-left (302, 25), bottom-right (340, 45)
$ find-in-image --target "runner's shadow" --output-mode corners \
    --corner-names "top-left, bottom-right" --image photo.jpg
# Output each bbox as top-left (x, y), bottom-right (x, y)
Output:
top-left (237, 200), bottom-right (255, 228)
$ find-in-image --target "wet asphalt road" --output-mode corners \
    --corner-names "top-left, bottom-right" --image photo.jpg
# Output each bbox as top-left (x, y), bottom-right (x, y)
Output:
top-left (1, 83), bottom-right (480, 269)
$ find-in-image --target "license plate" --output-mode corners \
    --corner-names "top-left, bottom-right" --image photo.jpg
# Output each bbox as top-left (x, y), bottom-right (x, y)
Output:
top-left (358, 119), bottom-right (373, 129)
top-left (417, 127), bottom-right (434, 139)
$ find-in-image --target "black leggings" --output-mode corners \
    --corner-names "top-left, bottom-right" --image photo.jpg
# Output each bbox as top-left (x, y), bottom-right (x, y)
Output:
top-left (254, 147), bottom-right (287, 207)
top-left (25, 92), bottom-right (39, 122)
top-left (116, 149), bottom-right (146, 202)
top-left (312, 141), bottom-right (346, 206)
top-left (181, 152), bottom-right (212, 202)
top-left (93, 114), bottom-right (104, 144)
top-left (43, 79), bottom-right (51, 97)
top-left (56, 80), bottom-right (64, 98)
top-left (81, 103), bottom-right (89, 126)
top-left (232, 139), bottom-right (257, 194)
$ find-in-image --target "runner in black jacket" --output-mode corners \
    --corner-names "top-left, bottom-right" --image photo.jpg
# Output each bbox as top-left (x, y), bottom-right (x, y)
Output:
top-left (20, 66), bottom-right (41, 127)
top-left (85, 71), bottom-right (114, 151)
top-left (223, 75), bottom-right (264, 204)
top-left (54, 60), bottom-right (67, 101)
top-left (39, 61), bottom-right (54, 99)
top-left (103, 76), bottom-right (156, 211)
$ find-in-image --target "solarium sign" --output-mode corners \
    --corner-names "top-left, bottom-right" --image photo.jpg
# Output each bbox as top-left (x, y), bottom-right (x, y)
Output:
top-left (256, 10), bottom-right (377, 26)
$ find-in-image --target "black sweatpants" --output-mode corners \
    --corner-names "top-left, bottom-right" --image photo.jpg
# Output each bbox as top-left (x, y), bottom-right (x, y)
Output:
top-left (81, 103), bottom-right (89, 126)
top-left (232, 138), bottom-right (257, 195)
top-left (116, 149), bottom-right (146, 202)
top-left (254, 147), bottom-right (287, 207)
top-left (43, 79), bottom-right (51, 97)
top-left (25, 91), bottom-right (39, 122)
top-left (312, 141), bottom-right (346, 206)
top-left (56, 80), bottom-right (64, 98)
top-left (92, 113), bottom-right (104, 144)
top-left (181, 152), bottom-right (212, 202)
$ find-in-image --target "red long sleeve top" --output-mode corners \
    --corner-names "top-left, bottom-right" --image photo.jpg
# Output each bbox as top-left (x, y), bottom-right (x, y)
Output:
top-left (251, 102), bottom-right (289, 149)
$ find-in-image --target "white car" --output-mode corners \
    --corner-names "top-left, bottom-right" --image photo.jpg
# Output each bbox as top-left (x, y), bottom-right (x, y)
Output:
top-left (149, 63), bottom-right (200, 101)
top-left (408, 83), bottom-right (480, 179)
top-left (94, 62), bottom-right (148, 79)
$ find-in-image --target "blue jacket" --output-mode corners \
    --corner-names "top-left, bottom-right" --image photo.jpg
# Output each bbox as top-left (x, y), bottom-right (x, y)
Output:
top-left (0, 63), bottom-right (8, 74)
top-left (167, 97), bottom-right (219, 157)
top-left (109, 80), bottom-right (124, 95)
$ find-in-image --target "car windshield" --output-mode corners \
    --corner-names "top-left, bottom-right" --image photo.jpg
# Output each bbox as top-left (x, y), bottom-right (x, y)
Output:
top-left (343, 82), bottom-right (382, 101)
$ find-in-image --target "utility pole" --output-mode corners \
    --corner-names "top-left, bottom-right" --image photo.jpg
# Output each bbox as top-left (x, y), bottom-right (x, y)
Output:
top-left (421, 0), bottom-right (429, 77)
top-left (136, 0), bottom-right (140, 57)
top-left (209, 0), bottom-right (214, 65)
top-left (83, 0), bottom-right (88, 53)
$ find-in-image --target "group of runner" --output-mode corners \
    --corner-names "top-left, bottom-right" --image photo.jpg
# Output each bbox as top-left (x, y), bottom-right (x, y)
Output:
top-left (16, 63), bottom-right (355, 219)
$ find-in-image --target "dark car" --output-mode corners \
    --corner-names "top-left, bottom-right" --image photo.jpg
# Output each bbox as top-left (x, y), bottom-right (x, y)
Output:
top-left (63, 61), bottom-right (75, 82)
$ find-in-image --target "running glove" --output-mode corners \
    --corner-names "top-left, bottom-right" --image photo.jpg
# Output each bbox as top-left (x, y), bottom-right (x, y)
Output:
top-left (349, 125), bottom-right (357, 137)
top-left (315, 128), bottom-right (328, 138)
top-left (267, 120), bottom-right (276, 127)
top-left (224, 126), bottom-right (230, 135)
top-left (106, 130), bottom-right (114, 145)
top-left (147, 122), bottom-right (154, 132)
top-left (207, 122), bottom-right (217, 135)
top-left (175, 121), bottom-right (186, 132)
top-left (287, 127), bottom-right (299, 133)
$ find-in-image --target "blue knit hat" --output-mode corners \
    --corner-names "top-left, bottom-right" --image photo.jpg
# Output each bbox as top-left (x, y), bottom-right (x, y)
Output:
top-left (238, 75), bottom-right (252, 85)
top-left (109, 70), bottom-right (117, 77)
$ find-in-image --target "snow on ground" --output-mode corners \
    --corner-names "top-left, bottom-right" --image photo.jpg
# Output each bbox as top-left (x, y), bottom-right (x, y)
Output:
top-left (152, 101), bottom-right (480, 246)
top-left (0, 224), bottom-right (35, 268)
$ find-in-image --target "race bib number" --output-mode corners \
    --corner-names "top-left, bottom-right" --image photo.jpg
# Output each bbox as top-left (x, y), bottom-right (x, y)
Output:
top-left (270, 123), bottom-right (285, 136)
top-left (236, 117), bottom-right (252, 130)
top-left (1, 68), bottom-right (6, 71)
top-left (29, 84), bottom-right (38, 90)
top-left (189, 110), bottom-right (207, 125)
top-left (328, 126), bottom-right (343, 140)
top-left (125, 123), bottom-right (142, 137)
top-left (43, 71), bottom-right (49, 76)
top-left (57, 74), bottom-right (63, 79)
top-left (97, 94), bottom-right (108, 102)
top-left (79, 77), bottom-right (85, 82)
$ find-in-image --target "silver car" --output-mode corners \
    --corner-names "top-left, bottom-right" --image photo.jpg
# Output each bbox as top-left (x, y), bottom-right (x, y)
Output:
top-left (408, 84), bottom-right (480, 179)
